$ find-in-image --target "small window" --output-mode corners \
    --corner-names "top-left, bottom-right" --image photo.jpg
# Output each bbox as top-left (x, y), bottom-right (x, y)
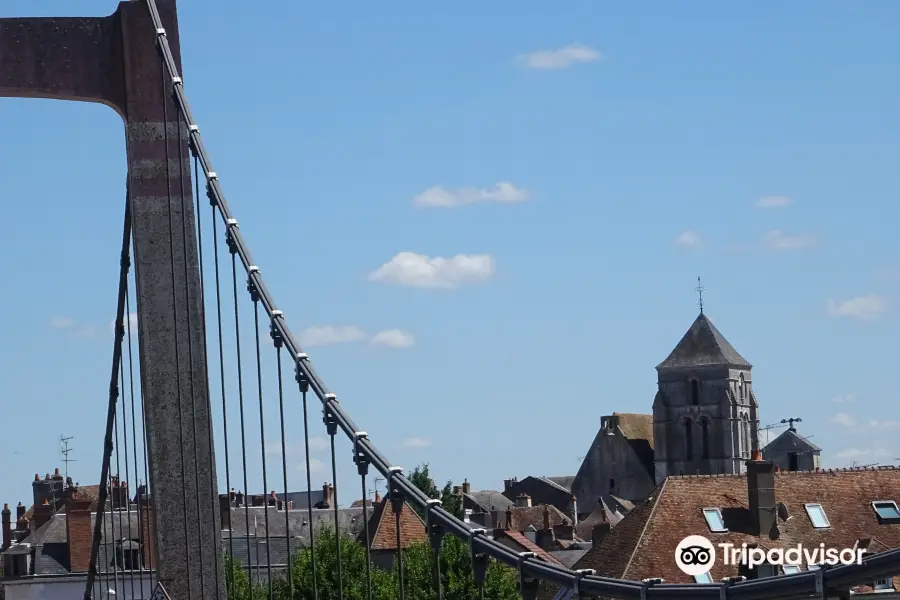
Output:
top-left (609, 478), bottom-right (615, 490)
top-left (804, 503), bottom-right (830, 529)
top-left (807, 564), bottom-right (821, 571)
top-left (694, 572), bottom-right (713, 584)
top-left (874, 578), bottom-right (892, 590)
top-left (782, 564), bottom-right (801, 575)
top-left (702, 508), bottom-right (727, 532)
top-left (872, 501), bottom-right (900, 521)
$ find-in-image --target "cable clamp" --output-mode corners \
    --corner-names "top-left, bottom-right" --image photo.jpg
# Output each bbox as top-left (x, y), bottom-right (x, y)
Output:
top-left (156, 27), bottom-right (166, 35)
top-left (225, 218), bottom-right (238, 228)
top-left (172, 76), bottom-right (182, 85)
top-left (206, 171), bottom-right (217, 180)
top-left (388, 466), bottom-right (403, 474)
top-left (189, 124), bottom-right (199, 133)
top-left (296, 353), bottom-right (309, 360)
top-left (574, 569), bottom-right (595, 597)
top-left (248, 266), bottom-right (259, 274)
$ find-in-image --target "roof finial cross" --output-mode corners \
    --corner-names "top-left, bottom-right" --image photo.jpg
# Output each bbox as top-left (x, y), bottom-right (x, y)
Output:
top-left (780, 417), bottom-right (802, 432)
top-left (695, 277), bottom-right (705, 314)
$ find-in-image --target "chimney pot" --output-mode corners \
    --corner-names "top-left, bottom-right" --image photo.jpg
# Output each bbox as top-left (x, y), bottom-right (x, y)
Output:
top-left (34, 474), bottom-right (40, 482)
top-left (462, 480), bottom-right (471, 495)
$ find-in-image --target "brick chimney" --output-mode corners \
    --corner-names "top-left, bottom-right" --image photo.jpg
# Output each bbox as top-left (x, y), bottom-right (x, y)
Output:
top-left (16, 502), bottom-right (25, 522)
top-left (33, 498), bottom-right (53, 530)
top-left (747, 453), bottom-right (777, 538)
top-left (503, 477), bottom-right (518, 492)
top-left (505, 506), bottom-right (513, 530)
top-left (515, 493), bottom-right (532, 508)
top-left (219, 494), bottom-right (232, 530)
top-left (235, 490), bottom-right (244, 507)
top-left (461, 479), bottom-right (471, 495)
top-left (65, 491), bottom-right (93, 573)
top-left (138, 502), bottom-right (156, 569)
top-left (553, 523), bottom-right (575, 541)
top-left (2, 503), bottom-right (11, 551)
top-left (542, 504), bottom-right (551, 530)
top-left (269, 491), bottom-right (278, 506)
top-left (316, 482), bottom-right (334, 509)
top-left (374, 489), bottom-right (381, 503)
top-left (569, 495), bottom-right (578, 525)
top-left (592, 503), bottom-right (611, 548)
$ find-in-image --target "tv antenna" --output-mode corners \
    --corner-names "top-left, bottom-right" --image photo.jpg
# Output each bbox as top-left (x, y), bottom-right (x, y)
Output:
top-left (60, 435), bottom-right (76, 482)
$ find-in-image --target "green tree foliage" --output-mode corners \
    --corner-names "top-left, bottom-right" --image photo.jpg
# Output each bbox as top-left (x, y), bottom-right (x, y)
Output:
top-left (407, 463), bottom-right (463, 519)
top-left (224, 463), bottom-right (519, 600)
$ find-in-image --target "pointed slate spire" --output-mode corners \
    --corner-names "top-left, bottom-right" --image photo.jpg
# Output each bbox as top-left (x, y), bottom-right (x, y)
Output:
top-left (656, 313), bottom-right (751, 370)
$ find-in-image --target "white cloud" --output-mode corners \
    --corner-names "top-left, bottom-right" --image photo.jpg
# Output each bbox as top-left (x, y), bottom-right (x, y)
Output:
top-left (50, 316), bottom-right (99, 339)
top-left (370, 329), bottom-right (415, 349)
top-left (296, 458), bottom-right (326, 474)
top-left (826, 295), bottom-right (889, 321)
top-left (267, 437), bottom-right (328, 457)
top-left (49, 317), bottom-right (75, 330)
top-left (519, 44), bottom-right (601, 70)
top-left (413, 182), bottom-right (528, 208)
top-left (830, 413), bottom-right (856, 427)
top-left (834, 447), bottom-right (891, 461)
top-left (754, 196), bottom-right (792, 209)
top-left (402, 437), bottom-right (432, 449)
top-left (869, 420), bottom-right (900, 429)
top-left (831, 394), bottom-right (856, 404)
top-left (110, 312), bottom-right (139, 333)
top-left (762, 230), bottom-right (815, 250)
top-left (300, 325), bottom-right (367, 347)
top-left (674, 230), bottom-right (702, 249)
top-left (369, 252), bottom-right (495, 289)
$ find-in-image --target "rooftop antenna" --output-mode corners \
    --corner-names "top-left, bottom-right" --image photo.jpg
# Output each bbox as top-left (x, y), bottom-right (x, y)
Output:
top-left (60, 435), bottom-right (76, 483)
top-left (696, 277), bottom-right (705, 314)
top-left (780, 417), bottom-right (802, 432)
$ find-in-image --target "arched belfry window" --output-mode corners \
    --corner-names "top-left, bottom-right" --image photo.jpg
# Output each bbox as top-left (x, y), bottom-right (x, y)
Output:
top-left (701, 417), bottom-right (710, 459)
top-left (739, 374), bottom-right (745, 401)
top-left (684, 418), bottom-right (694, 460)
top-left (691, 380), bottom-right (700, 406)
top-left (742, 413), bottom-right (751, 458)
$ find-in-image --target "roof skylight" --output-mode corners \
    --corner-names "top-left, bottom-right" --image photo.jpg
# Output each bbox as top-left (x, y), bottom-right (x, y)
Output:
top-left (782, 564), bottom-right (801, 575)
top-left (702, 507), bottom-right (727, 532)
top-left (694, 572), bottom-right (714, 584)
top-left (804, 503), bottom-right (830, 529)
top-left (872, 500), bottom-right (900, 521)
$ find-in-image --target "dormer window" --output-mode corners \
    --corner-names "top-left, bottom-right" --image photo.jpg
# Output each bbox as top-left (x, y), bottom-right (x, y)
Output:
top-left (694, 572), bottom-right (714, 584)
top-left (702, 507), bottom-right (727, 532)
top-left (782, 564), bottom-right (801, 575)
top-left (872, 501), bottom-right (900, 522)
top-left (804, 503), bottom-right (830, 529)
top-left (874, 578), bottom-right (892, 590)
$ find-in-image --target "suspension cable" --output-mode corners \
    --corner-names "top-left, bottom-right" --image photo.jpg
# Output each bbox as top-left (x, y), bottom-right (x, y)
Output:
top-left (140, 2), bottom-right (900, 597)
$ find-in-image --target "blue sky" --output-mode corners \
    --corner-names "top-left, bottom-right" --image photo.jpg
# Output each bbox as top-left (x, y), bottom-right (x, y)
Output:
top-left (1, 0), bottom-right (898, 509)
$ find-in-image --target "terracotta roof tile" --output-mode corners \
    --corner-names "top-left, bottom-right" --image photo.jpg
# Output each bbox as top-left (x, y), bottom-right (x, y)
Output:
top-left (500, 530), bottom-right (565, 567)
top-left (364, 497), bottom-right (427, 551)
top-left (510, 505), bottom-right (572, 531)
top-left (578, 467), bottom-right (900, 583)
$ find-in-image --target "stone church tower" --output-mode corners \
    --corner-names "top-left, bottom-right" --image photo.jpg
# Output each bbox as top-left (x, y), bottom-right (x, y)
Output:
top-left (652, 312), bottom-right (759, 484)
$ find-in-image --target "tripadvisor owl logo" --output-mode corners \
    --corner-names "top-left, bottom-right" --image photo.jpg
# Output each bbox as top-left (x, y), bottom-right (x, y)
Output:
top-left (675, 534), bottom-right (866, 577)
top-left (675, 535), bottom-right (716, 576)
